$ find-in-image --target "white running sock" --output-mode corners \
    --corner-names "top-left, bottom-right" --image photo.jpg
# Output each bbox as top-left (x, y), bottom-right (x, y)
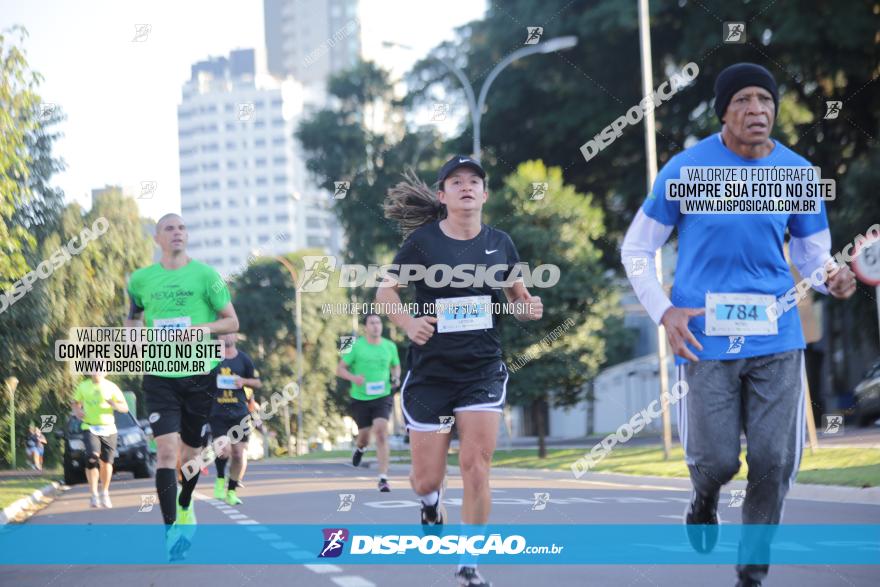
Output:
top-left (418, 490), bottom-right (439, 506)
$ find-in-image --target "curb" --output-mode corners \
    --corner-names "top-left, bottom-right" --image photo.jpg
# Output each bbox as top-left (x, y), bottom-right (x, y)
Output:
top-left (0, 480), bottom-right (63, 525)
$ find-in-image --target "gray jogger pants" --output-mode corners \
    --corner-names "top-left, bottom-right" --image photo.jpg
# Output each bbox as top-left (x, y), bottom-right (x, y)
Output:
top-left (678, 349), bottom-right (805, 582)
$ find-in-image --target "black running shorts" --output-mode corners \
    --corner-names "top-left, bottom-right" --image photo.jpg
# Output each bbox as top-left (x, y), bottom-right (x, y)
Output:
top-left (143, 370), bottom-right (216, 447)
top-left (84, 430), bottom-right (118, 464)
top-left (350, 395), bottom-right (394, 429)
top-left (401, 361), bottom-right (508, 432)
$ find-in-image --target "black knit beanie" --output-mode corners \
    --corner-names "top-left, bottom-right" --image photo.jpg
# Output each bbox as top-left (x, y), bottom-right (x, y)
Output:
top-left (714, 62), bottom-right (778, 121)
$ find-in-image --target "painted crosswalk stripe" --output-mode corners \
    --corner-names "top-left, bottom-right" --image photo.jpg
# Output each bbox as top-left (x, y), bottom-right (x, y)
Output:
top-left (303, 564), bottom-right (342, 574)
top-left (331, 577), bottom-right (376, 587)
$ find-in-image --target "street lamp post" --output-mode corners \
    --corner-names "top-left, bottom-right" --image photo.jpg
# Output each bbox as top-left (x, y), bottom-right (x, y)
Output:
top-left (275, 256), bottom-right (305, 456)
top-left (384, 36), bottom-right (578, 162)
top-left (5, 377), bottom-right (19, 468)
top-left (637, 0), bottom-right (674, 460)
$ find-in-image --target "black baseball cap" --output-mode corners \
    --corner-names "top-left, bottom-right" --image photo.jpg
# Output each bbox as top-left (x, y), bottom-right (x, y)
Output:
top-left (437, 155), bottom-right (486, 185)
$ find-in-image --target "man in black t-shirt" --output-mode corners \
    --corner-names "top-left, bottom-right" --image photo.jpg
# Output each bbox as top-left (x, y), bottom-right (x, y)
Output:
top-left (210, 333), bottom-right (261, 506)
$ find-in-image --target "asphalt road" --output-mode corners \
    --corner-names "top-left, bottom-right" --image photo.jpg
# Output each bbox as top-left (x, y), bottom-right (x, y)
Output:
top-left (3, 458), bottom-right (878, 587)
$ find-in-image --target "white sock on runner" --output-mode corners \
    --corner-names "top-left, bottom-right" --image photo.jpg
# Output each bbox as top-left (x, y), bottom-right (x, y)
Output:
top-left (418, 490), bottom-right (439, 506)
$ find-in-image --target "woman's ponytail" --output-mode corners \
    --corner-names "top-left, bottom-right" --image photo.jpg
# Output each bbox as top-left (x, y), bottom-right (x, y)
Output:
top-left (383, 169), bottom-right (445, 240)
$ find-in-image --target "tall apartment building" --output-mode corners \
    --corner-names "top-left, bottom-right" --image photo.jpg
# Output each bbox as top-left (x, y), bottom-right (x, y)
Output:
top-left (178, 48), bottom-right (341, 277)
top-left (264, 0), bottom-right (361, 88)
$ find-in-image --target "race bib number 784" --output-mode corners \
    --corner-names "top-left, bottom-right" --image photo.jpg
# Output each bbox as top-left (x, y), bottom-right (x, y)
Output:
top-left (705, 293), bottom-right (777, 336)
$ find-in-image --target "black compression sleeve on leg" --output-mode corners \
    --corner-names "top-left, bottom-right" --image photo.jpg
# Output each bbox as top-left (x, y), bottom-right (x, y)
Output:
top-left (178, 469), bottom-right (199, 509)
top-left (227, 479), bottom-right (238, 491)
top-left (155, 468), bottom-right (178, 526)
top-left (215, 457), bottom-right (227, 478)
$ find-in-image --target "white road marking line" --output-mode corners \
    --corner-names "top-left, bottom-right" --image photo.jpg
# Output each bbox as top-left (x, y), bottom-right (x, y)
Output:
top-left (195, 471), bottom-right (374, 586)
top-left (257, 533), bottom-right (283, 541)
top-left (303, 564), bottom-right (342, 573)
top-left (331, 577), bottom-right (376, 587)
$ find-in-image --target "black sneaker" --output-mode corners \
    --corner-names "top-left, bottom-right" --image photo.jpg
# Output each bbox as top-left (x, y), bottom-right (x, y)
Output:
top-left (352, 447), bottom-right (364, 467)
top-left (420, 494), bottom-right (446, 528)
top-left (735, 579), bottom-right (762, 587)
top-left (378, 478), bottom-right (391, 492)
top-left (684, 489), bottom-right (720, 553)
top-left (455, 567), bottom-right (492, 586)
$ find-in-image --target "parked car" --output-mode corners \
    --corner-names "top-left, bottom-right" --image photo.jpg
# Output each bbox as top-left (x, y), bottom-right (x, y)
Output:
top-left (854, 359), bottom-right (880, 427)
top-left (58, 411), bottom-right (156, 485)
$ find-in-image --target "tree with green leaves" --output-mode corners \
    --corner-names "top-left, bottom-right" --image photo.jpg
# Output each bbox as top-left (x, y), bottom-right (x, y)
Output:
top-left (0, 26), bottom-right (43, 291)
top-left (230, 252), bottom-right (351, 451)
top-left (297, 60), bottom-right (448, 265)
top-left (1, 191), bottom-right (153, 467)
top-left (405, 0), bottom-right (878, 390)
top-left (484, 160), bottom-right (626, 456)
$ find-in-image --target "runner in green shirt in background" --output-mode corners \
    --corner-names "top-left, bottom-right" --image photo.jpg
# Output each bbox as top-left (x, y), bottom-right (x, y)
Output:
top-left (71, 373), bottom-right (129, 508)
top-left (336, 313), bottom-right (401, 492)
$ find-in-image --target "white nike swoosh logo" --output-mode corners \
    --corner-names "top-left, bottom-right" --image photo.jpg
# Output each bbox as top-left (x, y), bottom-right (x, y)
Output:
top-left (459, 158), bottom-right (469, 163)
top-left (485, 249), bottom-right (498, 254)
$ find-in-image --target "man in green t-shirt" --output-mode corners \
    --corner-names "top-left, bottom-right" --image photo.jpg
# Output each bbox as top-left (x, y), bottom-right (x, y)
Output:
top-left (125, 213), bottom-right (239, 557)
top-left (72, 373), bottom-right (129, 508)
top-left (336, 313), bottom-right (401, 492)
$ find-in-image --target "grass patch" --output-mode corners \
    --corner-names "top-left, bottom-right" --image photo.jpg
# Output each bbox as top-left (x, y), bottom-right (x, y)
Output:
top-left (441, 446), bottom-right (880, 488)
top-left (0, 470), bottom-right (61, 509)
top-left (285, 444), bottom-right (880, 487)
